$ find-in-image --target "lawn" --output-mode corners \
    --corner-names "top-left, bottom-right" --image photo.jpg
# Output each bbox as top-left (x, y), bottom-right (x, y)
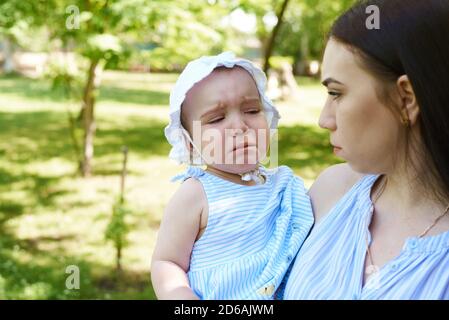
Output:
top-left (0, 70), bottom-right (341, 299)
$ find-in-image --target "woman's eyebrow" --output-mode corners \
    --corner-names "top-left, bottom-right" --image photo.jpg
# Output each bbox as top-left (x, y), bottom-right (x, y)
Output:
top-left (321, 78), bottom-right (344, 87)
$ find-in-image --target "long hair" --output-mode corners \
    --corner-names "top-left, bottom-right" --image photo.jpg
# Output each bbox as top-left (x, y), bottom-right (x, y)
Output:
top-left (328, 0), bottom-right (449, 202)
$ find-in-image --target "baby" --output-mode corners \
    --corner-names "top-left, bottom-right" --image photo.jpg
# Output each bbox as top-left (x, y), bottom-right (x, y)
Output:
top-left (151, 52), bottom-right (313, 300)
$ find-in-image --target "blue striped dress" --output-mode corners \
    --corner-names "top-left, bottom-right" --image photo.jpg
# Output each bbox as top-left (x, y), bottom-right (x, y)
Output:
top-left (171, 165), bottom-right (314, 300)
top-left (284, 174), bottom-right (449, 300)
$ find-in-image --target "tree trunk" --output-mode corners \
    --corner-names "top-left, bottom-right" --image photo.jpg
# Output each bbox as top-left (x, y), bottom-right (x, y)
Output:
top-left (263, 0), bottom-right (291, 74)
top-left (81, 58), bottom-right (100, 177)
top-left (120, 146), bottom-right (128, 204)
top-left (292, 38), bottom-right (304, 75)
top-left (117, 243), bottom-right (122, 272)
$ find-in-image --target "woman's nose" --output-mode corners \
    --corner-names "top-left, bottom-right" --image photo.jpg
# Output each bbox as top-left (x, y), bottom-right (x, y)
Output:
top-left (318, 101), bottom-right (336, 131)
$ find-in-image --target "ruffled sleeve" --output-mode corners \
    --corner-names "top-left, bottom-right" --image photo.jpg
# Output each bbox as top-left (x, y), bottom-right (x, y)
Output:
top-left (170, 166), bottom-right (205, 182)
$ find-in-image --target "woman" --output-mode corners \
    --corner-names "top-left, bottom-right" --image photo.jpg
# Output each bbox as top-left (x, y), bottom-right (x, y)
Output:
top-left (284, 0), bottom-right (449, 299)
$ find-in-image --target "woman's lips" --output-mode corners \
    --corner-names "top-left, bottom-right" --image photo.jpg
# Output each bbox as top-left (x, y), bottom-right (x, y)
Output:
top-left (333, 146), bottom-right (342, 154)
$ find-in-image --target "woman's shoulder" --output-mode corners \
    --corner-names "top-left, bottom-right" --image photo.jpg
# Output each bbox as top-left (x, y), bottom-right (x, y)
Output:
top-left (308, 163), bottom-right (365, 223)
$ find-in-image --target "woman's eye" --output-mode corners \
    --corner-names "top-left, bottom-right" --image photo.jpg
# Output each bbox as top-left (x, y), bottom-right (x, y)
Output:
top-left (327, 91), bottom-right (341, 99)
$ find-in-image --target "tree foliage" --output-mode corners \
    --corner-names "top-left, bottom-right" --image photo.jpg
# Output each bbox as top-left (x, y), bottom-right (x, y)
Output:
top-left (1, 0), bottom-right (356, 175)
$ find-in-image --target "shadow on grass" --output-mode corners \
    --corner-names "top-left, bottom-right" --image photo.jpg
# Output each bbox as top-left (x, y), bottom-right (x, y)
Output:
top-left (0, 107), bottom-right (160, 298)
top-left (0, 200), bottom-right (156, 299)
top-left (0, 74), bottom-right (169, 107)
top-left (0, 106), bottom-right (161, 298)
top-left (0, 179), bottom-right (156, 299)
top-left (0, 74), bottom-right (67, 102)
top-left (0, 167), bottom-right (70, 210)
top-left (0, 232), bottom-right (156, 299)
top-left (99, 86), bottom-right (168, 106)
top-left (0, 110), bottom-right (170, 167)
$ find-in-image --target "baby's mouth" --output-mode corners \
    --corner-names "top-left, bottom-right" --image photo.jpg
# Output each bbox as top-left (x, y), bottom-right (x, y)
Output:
top-left (232, 142), bottom-right (255, 152)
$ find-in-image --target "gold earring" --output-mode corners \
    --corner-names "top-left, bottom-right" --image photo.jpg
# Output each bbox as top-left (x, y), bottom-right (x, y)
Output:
top-left (400, 110), bottom-right (411, 127)
top-left (401, 116), bottom-right (411, 127)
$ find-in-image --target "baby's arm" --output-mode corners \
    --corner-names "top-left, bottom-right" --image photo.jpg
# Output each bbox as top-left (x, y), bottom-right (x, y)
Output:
top-left (151, 178), bottom-right (205, 300)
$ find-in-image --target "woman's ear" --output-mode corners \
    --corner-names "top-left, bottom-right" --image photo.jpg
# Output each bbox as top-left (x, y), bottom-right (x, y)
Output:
top-left (396, 75), bottom-right (420, 126)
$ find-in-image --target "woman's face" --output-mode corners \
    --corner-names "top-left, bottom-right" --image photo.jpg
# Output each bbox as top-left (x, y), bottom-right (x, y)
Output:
top-left (319, 39), bottom-right (403, 174)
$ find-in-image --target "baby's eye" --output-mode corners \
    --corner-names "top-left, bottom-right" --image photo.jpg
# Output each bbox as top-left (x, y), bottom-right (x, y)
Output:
top-left (208, 117), bottom-right (224, 124)
top-left (245, 109), bottom-right (261, 114)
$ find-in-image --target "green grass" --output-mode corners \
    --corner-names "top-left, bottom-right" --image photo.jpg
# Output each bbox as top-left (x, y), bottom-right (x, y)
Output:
top-left (0, 70), bottom-right (341, 300)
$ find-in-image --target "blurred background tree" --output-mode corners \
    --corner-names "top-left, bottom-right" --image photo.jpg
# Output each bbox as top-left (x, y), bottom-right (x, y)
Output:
top-left (0, 0), bottom-right (47, 73)
top-left (274, 0), bottom-right (355, 73)
top-left (1, 0), bottom-right (356, 177)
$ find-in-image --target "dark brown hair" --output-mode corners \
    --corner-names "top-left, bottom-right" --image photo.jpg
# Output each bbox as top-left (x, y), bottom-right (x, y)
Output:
top-left (329, 0), bottom-right (449, 202)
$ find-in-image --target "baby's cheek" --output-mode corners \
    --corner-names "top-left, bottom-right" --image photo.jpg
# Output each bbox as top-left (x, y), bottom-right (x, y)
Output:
top-left (255, 130), bottom-right (270, 158)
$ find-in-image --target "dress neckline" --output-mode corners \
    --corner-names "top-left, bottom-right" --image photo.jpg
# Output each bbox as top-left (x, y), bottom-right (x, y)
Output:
top-left (363, 175), bottom-right (449, 254)
top-left (202, 166), bottom-right (274, 188)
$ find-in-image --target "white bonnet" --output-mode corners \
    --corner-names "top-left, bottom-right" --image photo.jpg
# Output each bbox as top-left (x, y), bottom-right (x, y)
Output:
top-left (164, 51), bottom-right (280, 164)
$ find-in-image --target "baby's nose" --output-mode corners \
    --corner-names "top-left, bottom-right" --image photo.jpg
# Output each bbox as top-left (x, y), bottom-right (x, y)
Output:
top-left (228, 118), bottom-right (249, 135)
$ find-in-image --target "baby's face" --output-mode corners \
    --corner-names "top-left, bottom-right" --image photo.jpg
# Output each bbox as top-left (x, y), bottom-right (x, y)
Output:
top-left (182, 66), bottom-right (270, 174)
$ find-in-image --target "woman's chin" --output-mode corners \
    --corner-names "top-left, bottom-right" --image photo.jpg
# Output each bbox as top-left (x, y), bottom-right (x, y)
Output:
top-left (346, 161), bottom-right (375, 175)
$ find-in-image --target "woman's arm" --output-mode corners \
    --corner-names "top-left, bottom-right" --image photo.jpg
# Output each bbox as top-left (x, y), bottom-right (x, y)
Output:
top-left (308, 163), bottom-right (363, 223)
top-left (151, 178), bottom-right (206, 300)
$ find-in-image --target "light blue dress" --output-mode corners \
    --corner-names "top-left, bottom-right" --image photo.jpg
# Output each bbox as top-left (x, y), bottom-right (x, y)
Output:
top-left (284, 174), bottom-right (449, 300)
top-left (171, 165), bottom-right (314, 300)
